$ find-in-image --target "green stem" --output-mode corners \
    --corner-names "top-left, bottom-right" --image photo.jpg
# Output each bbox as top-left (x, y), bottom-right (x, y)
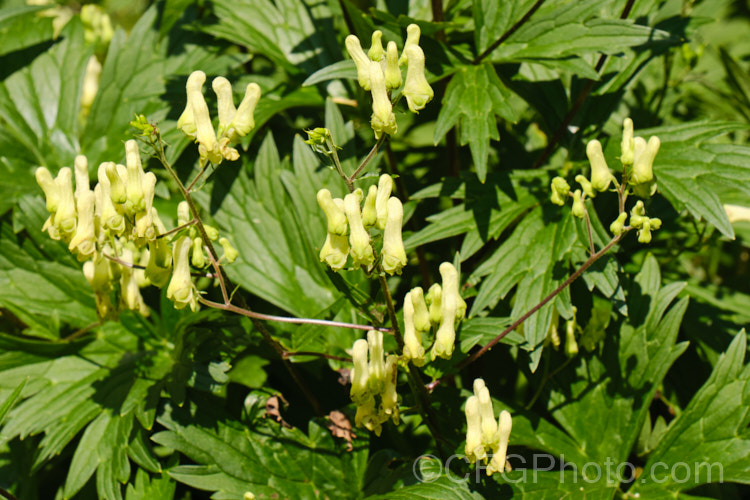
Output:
top-left (348, 135), bottom-right (387, 184)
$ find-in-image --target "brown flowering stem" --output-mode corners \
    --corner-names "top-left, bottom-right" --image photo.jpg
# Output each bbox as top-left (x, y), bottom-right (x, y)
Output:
top-left (156, 218), bottom-right (197, 239)
top-left (348, 135), bottom-right (387, 184)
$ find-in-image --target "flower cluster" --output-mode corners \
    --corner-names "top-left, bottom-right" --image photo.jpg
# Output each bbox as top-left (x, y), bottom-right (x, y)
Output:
top-left (402, 262), bottom-right (468, 364)
top-left (345, 24), bottom-right (434, 138)
top-left (317, 174), bottom-right (407, 274)
top-left (35, 140), bottom-right (238, 317)
top-left (177, 70), bottom-right (261, 166)
top-left (349, 331), bottom-right (400, 436)
top-left (464, 379), bottom-right (512, 476)
top-left (550, 119), bottom-right (662, 242)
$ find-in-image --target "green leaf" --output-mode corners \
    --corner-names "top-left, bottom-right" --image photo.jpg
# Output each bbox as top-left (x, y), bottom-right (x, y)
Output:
top-left (205, 132), bottom-right (342, 317)
top-left (546, 255), bottom-right (689, 466)
top-left (506, 471), bottom-right (618, 499)
top-left (0, 5), bottom-right (54, 59)
top-left (433, 63), bottom-right (519, 182)
top-left (155, 401), bottom-right (369, 499)
top-left (366, 457), bottom-right (483, 499)
top-left (303, 60), bottom-right (358, 87)
top-left (125, 468), bottom-right (176, 500)
top-left (0, 379), bottom-right (26, 427)
top-left (473, 0), bottom-right (536, 55)
top-left (633, 330), bottom-right (750, 495)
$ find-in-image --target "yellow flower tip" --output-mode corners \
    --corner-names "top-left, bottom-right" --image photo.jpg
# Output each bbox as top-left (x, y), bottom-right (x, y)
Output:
top-left (177, 70), bottom-right (206, 138)
top-left (403, 45), bottom-right (433, 113)
top-left (369, 61), bottom-right (397, 139)
top-left (403, 291), bottom-right (425, 366)
top-left (621, 118), bottom-right (634, 166)
top-left (478, 386), bottom-right (498, 447)
top-left (571, 189), bottom-right (585, 218)
top-left (381, 197), bottom-right (407, 275)
top-left (212, 76), bottom-right (236, 138)
top-left (125, 139), bottom-right (146, 213)
top-left (183, 71), bottom-right (221, 164)
top-left (488, 410), bottom-right (512, 476)
top-left (167, 236), bottom-right (199, 311)
top-left (629, 200), bottom-right (647, 228)
top-left (637, 219), bottom-right (653, 244)
top-left (432, 294), bottom-right (457, 360)
top-left (375, 174), bottom-right (394, 230)
top-left (350, 338), bottom-right (370, 403)
top-left (439, 262), bottom-right (466, 321)
top-left (191, 237), bottom-right (206, 268)
top-left (74, 155), bottom-right (90, 198)
top-left (382, 354), bottom-right (400, 423)
top-left (344, 189), bottom-right (374, 267)
top-left (368, 30), bottom-right (384, 61)
top-left (399, 24), bottom-right (421, 66)
top-left (244, 493), bottom-right (256, 500)
top-left (103, 162), bottom-right (126, 204)
top-left (146, 238), bottom-right (172, 289)
top-left (230, 83), bottom-right (261, 141)
top-left (384, 41), bottom-right (402, 90)
top-left (575, 174), bottom-right (594, 199)
top-left (345, 35), bottom-right (372, 90)
top-left (586, 139), bottom-right (613, 192)
top-left (564, 317), bottom-right (578, 358)
top-left (464, 395), bottom-right (485, 463)
top-left (317, 188), bottom-right (348, 235)
top-left (319, 232), bottom-right (349, 271)
top-left (135, 172), bottom-right (157, 240)
top-left (550, 176), bottom-right (570, 206)
top-left (35, 167), bottom-right (59, 213)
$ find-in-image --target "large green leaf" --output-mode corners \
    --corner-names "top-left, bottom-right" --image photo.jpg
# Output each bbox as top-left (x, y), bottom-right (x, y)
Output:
top-left (366, 457), bottom-right (483, 499)
top-left (433, 63), bottom-right (519, 183)
top-left (633, 330), bottom-right (750, 495)
top-left (473, 0), bottom-right (539, 55)
top-left (546, 255), bottom-right (688, 466)
top-left (0, 5), bottom-right (54, 60)
top-left (154, 401), bottom-right (368, 500)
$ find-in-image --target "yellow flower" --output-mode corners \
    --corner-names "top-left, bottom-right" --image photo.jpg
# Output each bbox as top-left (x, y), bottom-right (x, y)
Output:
top-left (350, 338), bottom-right (370, 403)
top-left (344, 189), bottom-right (374, 268)
top-left (375, 174), bottom-right (393, 230)
top-left (361, 185), bottom-right (378, 228)
top-left (487, 411), bottom-right (512, 476)
top-left (317, 188), bottom-right (348, 236)
top-left (384, 42), bottom-right (401, 90)
top-left (345, 35), bottom-right (372, 91)
top-left (464, 396), bottom-right (485, 463)
top-left (381, 197), bottom-right (407, 275)
top-left (369, 61), bottom-right (397, 139)
top-left (35, 167), bottom-right (59, 213)
top-left (167, 236), bottom-right (199, 311)
top-left (403, 290), bottom-right (426, 366)
top-left (368, 30), bottom-right (384, 61)
top-left (621, 118), bottom-right (634, 166)
top-left (402, 45), bottom-right (433, 113)
top-left (399, 24), bottom-right (421, 66)
top-left (586, 139), bottom-right (613, 192)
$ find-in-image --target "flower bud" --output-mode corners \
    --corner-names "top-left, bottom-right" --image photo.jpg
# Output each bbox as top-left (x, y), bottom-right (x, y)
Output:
top-left (487, 411), bottom-right (512, 476)
top-left (35, 167), bottom-right (59, 213)
top-left (54, 167), bottom-right (77, 239)
top-left (369, 61), bottom-right (397, 139)
top-left (410, 287), bottom-right (430, 332)
top-left (621, 118), bottom-right (634, 166)
top-left (403, 290), bottom-right (425, 366)
top-left (381, 355), bottom-right (399, 423)
top-left (631, 136), bottom-right (660, 185)
top-left (185, 71), bottom-right (221, 164)
top-left (473, 378), bottom-right (486, 396)
top-left (432, 290), bottom-right (457, 360)
top-left (125, 139), bottom-right (146, 213)
top-left (74, 155), bottom-right (91, 198)
top-left (97, 163), bottom-right (125, 235)
top-left (550, 176), bottom-right (570, 206)
top-left (317, 188), bottom-right (348, 235)
top-left (368, 30), bottom-right (384, 61)
top-left (426, 282), bottom-right (442, 325)
top-left (229, 83), bottom-right (261, 140)
top-left (565, 316), bottom-right (578, 358)
top-left (177, 70), bottom-right (201, 138)
top-left (440, 262), bottom-right (467, 322)
top-left (120, 248), bottom-right (149, 316)
top-left (478, 386), bottom-right (498, 448)
top-left (84, 255), bottom-right (112, 318)
top-left (212, 77), bottom-right (236, 138)
top-left (399, 24), bottom-right (421, 66)
top-left (219, 237), bottom-right (239, 263)
top-left (344, 189), bottom-right (374, 268)
top-left (191, 237), bottom-right (206, 268)
top-left (361, 185), bottom-right (378, 228)
top-left (345, 35), bottom-right (372, 90)
top-left (610, 212), bottom-right (627, 235)
top-left (350, 338), bottom-right (370, 403)
top-left (375, 174), bottom-right (393, 230)
top-left (629, 200), bottom-right (647, 229)
top-left (382, 197), bottom-right (407, 275)
top-left (384, 42), bottom-right (401, 90)
top-left (575, 174), bottom-right (594, 199)
top-left (464, 396), bottom-right (485, 463)
top-left (586, 139), bottom-right (613, 192)
top-left (637, 219), bottom-right (652, 244)
top-left (402, 45), bottom-right (433, 113)
top-left (571, 189), bottom-right (585, 218)
top-left (177, 201), bottom-right (191, 227)
top-left (167, 236), bottom-right (199, 311)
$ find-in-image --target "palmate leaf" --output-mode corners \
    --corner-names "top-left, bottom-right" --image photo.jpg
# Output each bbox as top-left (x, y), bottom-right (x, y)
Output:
top-left (366, 457), bottom-right (483, 499)
top-left (545, 255), bottom-right (688, 467)
top-left (632, 330), bottom-right (750, 495)
top-left (154, 401), bottom-right (369, 500)
top-left (433, 63), bottom-right (519, 183)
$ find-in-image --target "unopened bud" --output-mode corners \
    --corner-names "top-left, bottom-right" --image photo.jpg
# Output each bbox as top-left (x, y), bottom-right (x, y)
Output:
top-left (550, 176), bottom-right (570, 206)
top-left (368, 31), bottom-right (384, 61)
top-left (384, 42), bottom-right (401, 90)
top-left (344, 189), bottom-right (374, 268)
top-left (399, 24), bottom-right (421, 66)
top-left (610, 212), bottom-right (627, 235)
top-left (621, 118), bottom-right (634, 166)
top-left (571, 189), bottom-right (585, 218)
top-left (35, 167), bottom-right (59, 213)
top-left (381, 197), bottom-right (407, 275)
